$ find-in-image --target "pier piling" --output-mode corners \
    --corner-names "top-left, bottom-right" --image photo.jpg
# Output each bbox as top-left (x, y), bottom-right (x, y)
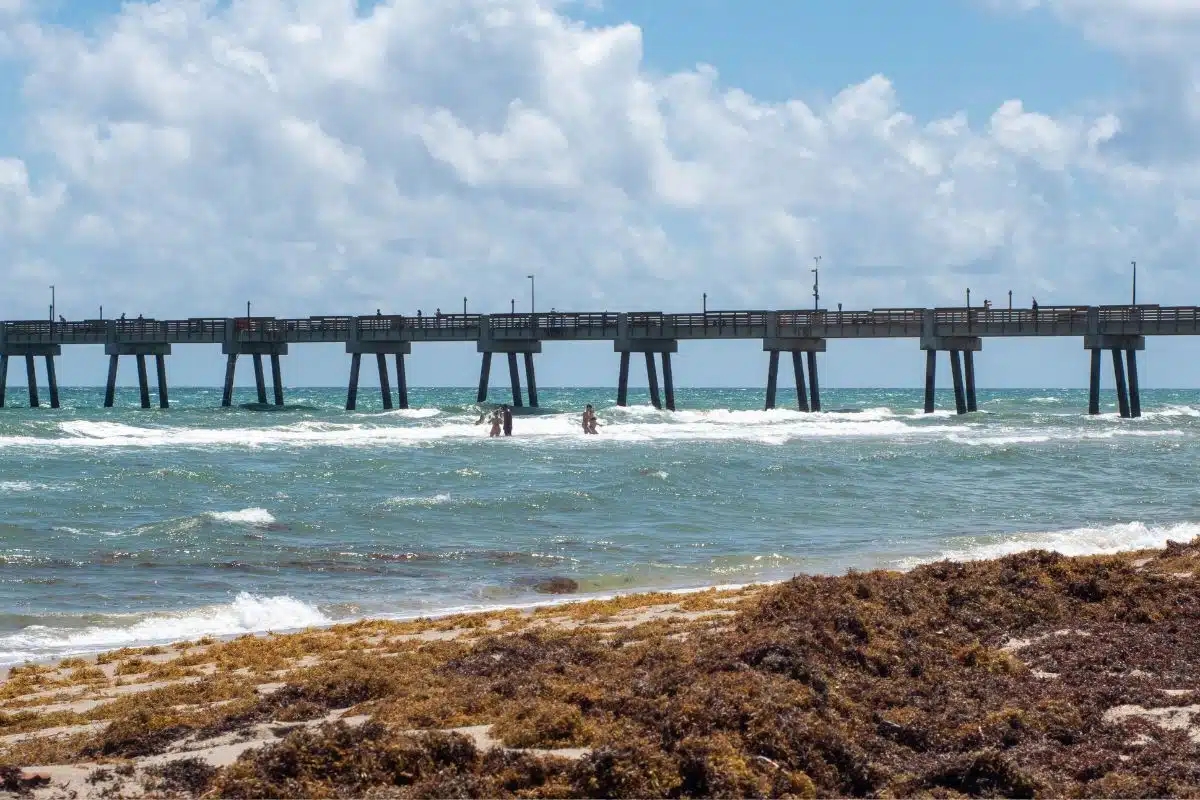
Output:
top-left (377, 353), bottom-right (393, 410)
top-left (346, 352), bottom-right (361, 411)
top-left (792, 351), bottom-right (809, 412)
top-left (924, 350), bottom-right (936, 414)
top-left (24, 355), bottom-right (38, 408)
top-left (964, 351), bottom-right (977, 412)
top-left (45, 355), bottom-right (60, 409)
top-left (807, 351), bottom-right (821, 412)
top-left (476, 352), bottom-right (492, 403)
top-left (155, 354), bottom-right (169, 409)
top-left (507, 353), bottom-right (523, 408)
top-left (662, 352), bottom-right (676, 411)
top-left (645, 352), bottom-right (662, 410)
top-left (1088, 349), bottom-right (1101, 415)
top-left (1126, 349), bottom-right (1141, 418)
top-left (221, 354), bottom-right (237, 407)
top-left (0, 354), bottom-right (7, 408)
top-left (764, 350), bottom-right (779, 410)
top-left (395, 353), bottom-right (409, 409)
top-left (617, 352), bottom-right (630, 407)
top-left (252, 354), bottom-right (268, 405)
top-left (135, 354), bottom-right (150, 409)
top-left (1112, 348), bottom-right (1130, 418)
top-left (950, 350), bottom-right (967, 415)
top-left (270, 354), bottom-right (284, 406)
top-left (104, 355), bottom-right (118, 408)
top-left (524, 353), bottom-right (538, 408)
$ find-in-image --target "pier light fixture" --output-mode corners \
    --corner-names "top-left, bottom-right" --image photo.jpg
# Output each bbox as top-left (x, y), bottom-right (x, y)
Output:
top-left (703, 292), bottom-right (707, 314)
top-left (1132, 260), bottom-right (1137, 306)
top-left (966, 288), bottom-right (971, 308)
top-left (463, 297), bottom-right (467, 315)
top-left (527, 274), bottom-right (535, 316)
top-left (511, 298), bottom-right (515, 314)
top-left (1008, 290), bottom-right (1012, 310)
top-left (811, 256), bottom-right (821, 310)
top-left (247, 301), bottom-right (251, 319)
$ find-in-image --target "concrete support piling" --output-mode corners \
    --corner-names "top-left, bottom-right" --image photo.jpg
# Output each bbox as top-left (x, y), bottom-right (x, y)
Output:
top-left (617, 352), bottom-right (630, 407)
top-left (964, 350), bottom-right (977, 413)
top-left (222, 355), bottom-right (237, 407)
top-left (1112, 348), bottom-right (1130, 419)
top-left (524, 352), bottom-right (539, 408)
top-left (346, 352), bottom-right (361, 411)
top-left (271, 354), bottom-right (284, 406)
top-left (0, 354), bottom-right (7, 408)
top-left (395, 354), bottom-right (409, 409)
top-left (1126, 349), bottom-right (1141, 418)
top-left (45, 355), bottom-right (60, 409)
top-left (24, 355), bottom-right (38, 408)
top-left (924, 350), bottom-right (936, 414)
top-left (377, 353), bottom-right (393, 410)
top-left (104, 355), bottom-right (118, 408)
top-left (662, 352), bottom-right (676, 411)
top-left (1088, 349), bottom-right (1101, 415)
top-left (476, 352), bottom-right (492, 403)
top-left (792, 350), bottom-right (809, 412)
top-left (155, 354), bottom-right (169, 409)
top-left (135, 354), bottom-right (151, 409)
top-left (507, 353), bottom-right (523, 408)
top-left (252, 354), bottom-right (268, 405)
top-left (645, 351), bottom-right (662, 410)
top-left (807, 351), bottom-right (821, 412)
top-left (950, 350), bottom-right (967, 415)
top-left (764, 350), bottom-right (779, 410)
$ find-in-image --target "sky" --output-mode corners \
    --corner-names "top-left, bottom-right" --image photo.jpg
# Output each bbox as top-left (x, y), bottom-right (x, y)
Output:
top-left (2, 0), bottom-right (1200, 389)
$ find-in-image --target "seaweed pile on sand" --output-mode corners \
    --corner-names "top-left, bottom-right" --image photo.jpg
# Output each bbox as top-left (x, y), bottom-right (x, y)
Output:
top-left (2, 540), bottom-right (1200, 797)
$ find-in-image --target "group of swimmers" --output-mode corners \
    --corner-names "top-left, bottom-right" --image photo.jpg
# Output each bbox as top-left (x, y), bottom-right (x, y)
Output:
top-left (477, 404), bottom-right (601, 436)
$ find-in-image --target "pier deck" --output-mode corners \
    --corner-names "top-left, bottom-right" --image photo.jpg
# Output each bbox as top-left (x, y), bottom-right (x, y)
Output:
top-left (1, 304), bottom-right (1195, 416)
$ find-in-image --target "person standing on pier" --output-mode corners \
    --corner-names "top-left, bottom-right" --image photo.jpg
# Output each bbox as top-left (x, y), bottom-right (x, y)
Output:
top-left (502, 405), bottom-right (513, 437)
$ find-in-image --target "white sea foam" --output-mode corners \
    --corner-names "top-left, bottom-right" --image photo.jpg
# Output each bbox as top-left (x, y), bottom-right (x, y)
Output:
top-left (0, 593), bottom-right (331, 665)
top-left (206, 508), bottom-right (276, 525)
top-left (898, 520), bottom-right (1200, 569)
top-left (0, 480), bottom-right (35, 492)
top-left (386, 493), bottom-right (453, 507)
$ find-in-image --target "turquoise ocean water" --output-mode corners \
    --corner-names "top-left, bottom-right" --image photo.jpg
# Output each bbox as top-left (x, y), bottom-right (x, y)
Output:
top-left (1, 386), bottom-right (1197, 665)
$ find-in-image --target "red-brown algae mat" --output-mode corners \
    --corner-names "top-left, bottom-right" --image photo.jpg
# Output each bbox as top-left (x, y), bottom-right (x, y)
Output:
top-left (2, 541), bottom-right (1199, 798)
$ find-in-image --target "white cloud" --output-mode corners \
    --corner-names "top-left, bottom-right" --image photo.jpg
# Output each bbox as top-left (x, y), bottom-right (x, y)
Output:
top-left (0, 0), bottom-right (1195, 320)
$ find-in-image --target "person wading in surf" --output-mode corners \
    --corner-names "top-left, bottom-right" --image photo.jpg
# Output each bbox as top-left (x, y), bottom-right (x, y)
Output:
top-left (502, 405), bottom-right (513, 437)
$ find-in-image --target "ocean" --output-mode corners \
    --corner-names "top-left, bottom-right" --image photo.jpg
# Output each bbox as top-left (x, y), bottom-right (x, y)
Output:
top-left (1, 386), bottom-right (1196, 665)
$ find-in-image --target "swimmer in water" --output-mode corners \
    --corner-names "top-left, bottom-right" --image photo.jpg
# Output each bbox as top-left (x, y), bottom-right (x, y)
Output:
top-left (488, 410), bottom-right (502, 438)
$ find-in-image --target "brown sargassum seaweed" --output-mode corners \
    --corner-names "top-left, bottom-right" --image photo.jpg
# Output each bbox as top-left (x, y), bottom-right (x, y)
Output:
top-left (3, 540), bottom-right (1200, 797)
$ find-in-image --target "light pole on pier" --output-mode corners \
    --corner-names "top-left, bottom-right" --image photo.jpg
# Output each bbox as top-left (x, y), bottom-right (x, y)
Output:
top-left (703, 292), bottom-right (707, 314)
top-left (511, 298), bottom-right (515, 314)
top-left (463, 297), bottom-right (467, 316)
top-left (1132, 260), bottom-right (1137, 306)
top-left (247, 301), bottom-right (251, 319)
top-left (811, 256), bottom-right (821, 310)
top-left (49, 285), bottom-right (55, 323)
top-left (1008, 290), bottom-right (1012, 310)
top-left (527, 274), bottom-right (535, 315)
top-left (966, 288), bottom-right (971, 308)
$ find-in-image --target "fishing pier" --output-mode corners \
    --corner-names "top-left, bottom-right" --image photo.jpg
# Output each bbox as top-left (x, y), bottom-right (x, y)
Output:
top-left (0, 304), bottom-right (1195, 417)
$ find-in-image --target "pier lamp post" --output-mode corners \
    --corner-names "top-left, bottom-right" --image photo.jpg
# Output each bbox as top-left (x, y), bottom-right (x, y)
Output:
top-left (247, 301), bottom-right (251, 319)
top-left (1008, 290), bottom-right (1012, 310)
top-left (703, 292), bottom-right (707, 314)
top-left (966, 288), bottom-right (971, 308)
top-left (49, 285), bottom-right (55, 325)
top-left (527, 274), bottom-right (535, 315)
top-left (463, 297), bottom-right (467, 315)
top-left (1132, 260), bottom-right (1137, 306)
top-left (811, 256), bottom-right (821, 310)
top-left (511, 298), bottom-right (515, 314)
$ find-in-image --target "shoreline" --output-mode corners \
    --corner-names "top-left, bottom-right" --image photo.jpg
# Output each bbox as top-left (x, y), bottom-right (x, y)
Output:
top-left (3, 540), bottom-right (1200, 797)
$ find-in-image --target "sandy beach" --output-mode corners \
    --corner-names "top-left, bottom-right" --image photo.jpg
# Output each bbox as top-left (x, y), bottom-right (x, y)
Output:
top-left (3, 541), bottom-right (1200, 798)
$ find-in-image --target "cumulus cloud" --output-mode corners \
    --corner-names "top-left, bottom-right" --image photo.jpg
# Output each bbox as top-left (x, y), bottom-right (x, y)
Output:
top-left (0, 0), bottom-right (1195, 319)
